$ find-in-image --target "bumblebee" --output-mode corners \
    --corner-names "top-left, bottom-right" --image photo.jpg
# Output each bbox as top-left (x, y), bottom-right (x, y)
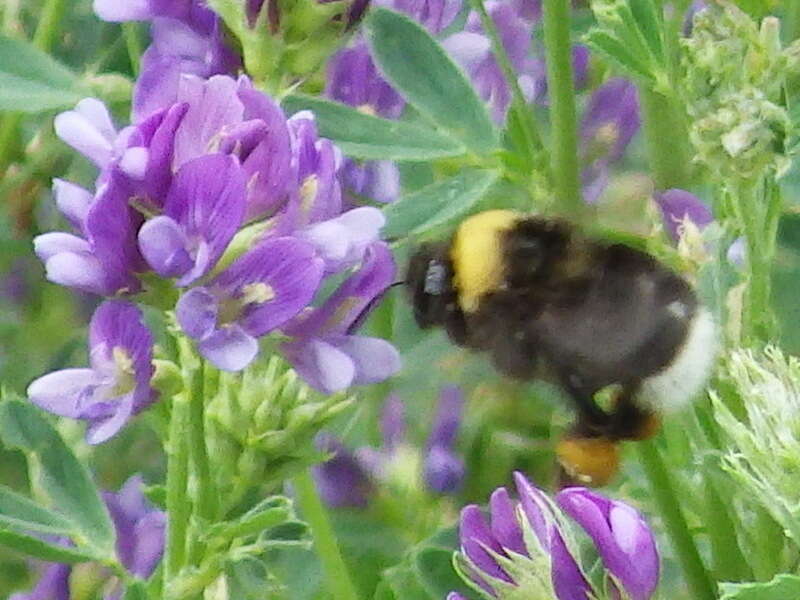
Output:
top-left (407, 210), bottom-right (717, 485)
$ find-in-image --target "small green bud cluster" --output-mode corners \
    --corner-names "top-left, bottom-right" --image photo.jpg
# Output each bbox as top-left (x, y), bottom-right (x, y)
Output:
top-left (682, 2), bottom-right (797, 182)
top-left (710, 346), bottom-right (800, 548)
top-left (205, 355), bottom-right (354, 504)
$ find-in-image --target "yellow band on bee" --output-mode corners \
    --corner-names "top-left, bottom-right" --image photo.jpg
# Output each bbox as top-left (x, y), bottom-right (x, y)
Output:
top-left (450, 210), bottom-right (519, 313)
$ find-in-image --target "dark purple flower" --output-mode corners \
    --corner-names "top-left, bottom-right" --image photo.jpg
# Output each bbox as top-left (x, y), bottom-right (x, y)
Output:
top-left (424, 385), bottom-right (465, 494)
top-left (138, 154), bottom-right (247, 285)
top-left (653, 188), bottom-right (713, 242)
top-left (281, 242), bottom-right (400, 393)
top-left (103, 475), bottom-right (166, 580)
top-left (457, 472), bottom-right (594, 599)
top-left (35, 171), bottom-right (144, 296)
top-left (177, 237), bottom-right (324, 371)
top-left (313, 433), bottom-right (373, 508)
top-left (558, 487), bottom-right (659, 600)
top-left (580, 78), bottom-right (640, 165)
top-left (27, 301), bottom-right (156, 444)
top-left (9, 564), bottom-right (70, 600)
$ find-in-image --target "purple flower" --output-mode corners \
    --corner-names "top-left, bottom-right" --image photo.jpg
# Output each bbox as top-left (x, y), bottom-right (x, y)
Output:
top-left (9, 564), bottom-right (70, 600)
top-left (138, 154), bottom-right (247, 285)
top-left (326, 41), bottom-right (404, 204)
top-left (177, 237), bottom-right (324, 371)
top-left (381, 393), bottom-right (406, 452)
top-left (458, 472), bottom-right (592, 599)
top-left (93, 0), bottom-right (239, 122)
top-left (281, 242), bottom-right (400, 393)
top-left (27, 301), bottom-right (156, 444)
top-left (12, 476), bottom-right (165, 600)
top-left (579, 78), bottom-right (640, 203)
top-left (35, 171), bottom-right (144, 296)
top-left (424, 385), bottom-right (465, 494)
top-left (653, 188), bottom-right (713, 242)
top-left (558, 487), bottom-right (659, 600)
top-left (312, 433), bottom-right (373, 508)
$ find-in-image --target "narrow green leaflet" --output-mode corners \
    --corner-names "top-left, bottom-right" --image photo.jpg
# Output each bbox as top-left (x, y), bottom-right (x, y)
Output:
top-left (365, 8), bottom-right (498, 155)
top-left (719, 574), bottom-right (800, 599)
top-left (0, 485), bottom-right (75, 536)
top-left (0, 530), bottom-right (96, 564)
top-left (0, 36), bottom-right (85, 112)
top-left (282, 94), bottom-right (465, 160)
top-left (414, 547), bottom-right (477, 600)
top-left (383, 169), bottom-right (500, 238)
top-left (0, 400), bottom-right (115, 556)
top-left (122, 582), bottom-right (149, 600)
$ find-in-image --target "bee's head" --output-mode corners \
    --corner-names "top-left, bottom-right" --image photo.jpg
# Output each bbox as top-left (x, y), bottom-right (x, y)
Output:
top-left (406, 243), bottom-right (454, 329)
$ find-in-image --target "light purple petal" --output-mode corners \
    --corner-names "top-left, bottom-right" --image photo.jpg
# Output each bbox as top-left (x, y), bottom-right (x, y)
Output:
top-left (94, 0), bottom-right (154, 21)
top-left (513, 471), bottom-right (552, 549)
top-left (326, 335), bottom-right (401, 385)
top-left (428, 385), bottom-right (463, 449)
top-left (54, 101), bottom-right (115, 168)
top-left (85, 393), bottom-right (136, 445)
top-left (119, 147), bottom-right (149, 179)
top-left (10, 563), bottom-right (71, 600)
top-left (89, 301), bottom-right (154, 390)
top-left (380, 393), bottom-right (406, 451)
top-left (198, 325), bottom-right (259, 371)
top-left (27, 368), bottom-right (103, 418)
top-left (44, 252), bottom-right (108, 295)
top-left (34, 233), bottom-right (90, 262)
top-left (138, 216), bottom-right (194, 278)
top-left (133, 50), bottom-right (184, 122)
top-left (141, 102), bottom-right (188, 199)
top-left (129, 510), bottom-right (166, 577)
top-left (489, 487), bottom-right (526, 555)
top-left (282, 338), bottom-right (356, 394)
top-left (52, 179), bottom-right (93, 229)
top-left (176, 287), bottom-right (218, 340)
top-left (727, 237), bottom-right (746, 268)
top-left (443, 32), bottom-right (492, 68)
top-left (313, 433), bottom-right (372, 508)
top-left (580, 78), bottom-right (640, 163)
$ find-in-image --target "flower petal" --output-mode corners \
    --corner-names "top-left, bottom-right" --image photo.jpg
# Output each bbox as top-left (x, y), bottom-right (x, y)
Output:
top-left (138, 216), bottom-right (194, 278)
top-left (27, 368), bottom-right (103, 418)
top-left (52, 179), bottom-right (93, 230)
top-left (94, 0), bottom-right (154, 21)
top-left (85, 393), bottom-right (136, 444)
top-left (327, 335), bottom-right (401, 385)
top-left (460, 504), bottom-right (513, 584)
top-left (489, 487), bottom-right (527, 555)
top-left (44, 252), bottom-right (108, 295)
top-left (34, 233), bottom-right (91, 262)
top-left (176, 287), bottom-right (218, 340)
top-left (198, 325), bottom-right (259, 372)
top-left (282, 338), bottom-right (355, 394)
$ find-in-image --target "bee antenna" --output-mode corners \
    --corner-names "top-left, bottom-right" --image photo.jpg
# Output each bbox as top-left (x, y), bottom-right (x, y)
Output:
top-left (389, 280), bottom-right (406, 288)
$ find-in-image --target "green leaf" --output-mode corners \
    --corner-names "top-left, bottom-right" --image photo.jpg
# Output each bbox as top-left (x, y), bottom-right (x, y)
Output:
top-left (0, 35), bottom-right (85, 112)
top-left (627, 0), bottom-right (665, 63)
top-left (381, 563), bottom-right (435, 600)
top-left (584, 31), bottom-right (655, 83)
top-left (365, 8), bottom-right (498, 155)
top-left (414, 547), bottom-right (477, 600)
top-left (719, 574), bottom-right (800, 599)
top-left (0, 401), bottom-right (115, 556)
top-left (383, 169), bottom-right (500, 238)
top-left (0, 529), bottom-right (95, 563)
top-left (0, 485), bottom-right (75, 536)
top-left (282, 94), bottom-right (465, 160)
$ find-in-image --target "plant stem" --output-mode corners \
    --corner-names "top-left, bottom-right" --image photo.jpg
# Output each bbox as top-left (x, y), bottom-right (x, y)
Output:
top-left (469, 0), bottom-right (547, 183)
top-left (123, 23), bottom-right (143, 75)
top-left (186, 360), bottom-right (217, 565)
top-left (293, 469), bottom-right (360, 600)
top-left (164, 391), bottom-right (191, 589)
top-left (638, 87), bottom-right (691, 190)
top-left (542, 0), bottom-right (582, 220)
top-left (636, 440), bottom-right (716, 600)
top-left (0, 0), bottom-right (67, 173)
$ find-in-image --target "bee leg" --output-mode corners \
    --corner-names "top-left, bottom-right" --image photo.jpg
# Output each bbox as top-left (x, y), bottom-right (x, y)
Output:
top-left (608, 386), bottom-right (661, 441)
top-left (559, 373), bottom-right (612, 436)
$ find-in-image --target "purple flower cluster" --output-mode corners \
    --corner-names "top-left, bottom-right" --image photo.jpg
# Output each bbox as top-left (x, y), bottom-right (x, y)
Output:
top-left (456, 472), bottom-right (659, 600)
top-left (32, 72), bottom-right (400, 441)
top-left (312, 386), bottom-right (466, 507)
top-left (11, 476), bottom-right (165, 600)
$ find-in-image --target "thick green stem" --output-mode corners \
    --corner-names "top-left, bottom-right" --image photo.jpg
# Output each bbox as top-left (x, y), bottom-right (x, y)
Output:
top-left (293, 469), bottom-right (360, 600)
top-left (636, 440), bottom-right (716, 600)
top-left (186, 360), bottom-right (217, 565)
top-left (639, 88), bottom-right (691, 190)
top-left (0, 0), bottom-right (67, 173)
top-left (542, 0), bottom-right (582, 219)
top-left (164, 392), bottom-right (192, 588)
